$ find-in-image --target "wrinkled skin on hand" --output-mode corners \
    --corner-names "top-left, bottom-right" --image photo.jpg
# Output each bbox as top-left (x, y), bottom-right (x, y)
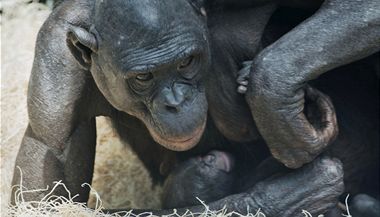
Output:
top-left (238, 61), bottom-right (338, 168)
top-left (162, 154), bottom-right (344, 217)
top-left (240, 0), bottom-right (380, 168)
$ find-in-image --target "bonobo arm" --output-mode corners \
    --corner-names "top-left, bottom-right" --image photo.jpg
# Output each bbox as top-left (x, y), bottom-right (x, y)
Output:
top-left (245, 0), bottom-right (380, 168)
top-left (11, 12), bottom-right (98, 203)
top-left (108, 156), bottom-right (344, 217)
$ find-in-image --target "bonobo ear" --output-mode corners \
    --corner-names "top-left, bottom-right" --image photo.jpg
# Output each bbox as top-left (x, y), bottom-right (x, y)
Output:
top-left (67, 26), bottom-right (98, 69)
top-left (188, 0), bottom-right (207, 17)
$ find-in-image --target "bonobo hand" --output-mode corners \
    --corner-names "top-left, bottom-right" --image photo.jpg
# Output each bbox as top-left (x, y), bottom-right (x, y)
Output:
top-left (242, 59), bottom-right (338, 168)
top-left (240, 0), bottom-right (380, 169)
top-left (236, 61), bottom-right (252, 94)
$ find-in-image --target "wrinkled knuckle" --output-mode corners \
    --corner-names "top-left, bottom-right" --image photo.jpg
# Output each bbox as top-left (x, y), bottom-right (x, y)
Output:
top-left (316, 157), bottom-right (344, 181)
top-left (283, 157), bottom-right (303, 169)
top-left (305, 137), bottom-right (324, 155)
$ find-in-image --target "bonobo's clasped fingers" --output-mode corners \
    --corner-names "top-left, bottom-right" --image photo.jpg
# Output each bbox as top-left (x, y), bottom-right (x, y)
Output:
top-left (272, 87), bottom-right (338, 168)
top-left (236, 61), bottom-right (253, 94)
top-left (304, 85), bottom-right (338, 147)
top-left (247, 70), bottom-right (339, 168)
top-left (244, 156), bottom-right (344, 217)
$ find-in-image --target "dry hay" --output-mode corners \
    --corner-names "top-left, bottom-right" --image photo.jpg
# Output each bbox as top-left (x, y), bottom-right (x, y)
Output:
top-left (5, 170), bottom-right (344, 217)
top-left (4, 170), bottom-right (267, 217)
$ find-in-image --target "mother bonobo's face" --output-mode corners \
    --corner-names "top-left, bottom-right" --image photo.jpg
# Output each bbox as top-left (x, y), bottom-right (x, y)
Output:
top-left (68, 0), bottom-right (209, 151)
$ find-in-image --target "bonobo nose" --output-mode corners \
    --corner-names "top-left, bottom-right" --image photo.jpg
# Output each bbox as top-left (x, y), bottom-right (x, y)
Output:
top-left (162, 83), bottom-right (191, 113)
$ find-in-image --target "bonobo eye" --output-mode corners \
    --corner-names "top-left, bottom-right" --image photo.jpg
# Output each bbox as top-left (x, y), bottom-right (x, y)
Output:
top-left (203, 154), bottom-right (216, 166)
top-left (136, 72), bottom-right (153, 82)
top-left (177, 56), bottom-right (194, 70)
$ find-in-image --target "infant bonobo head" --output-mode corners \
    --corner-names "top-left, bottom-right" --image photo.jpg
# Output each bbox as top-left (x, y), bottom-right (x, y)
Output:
top-left (66, 0), bottom-right (210, 151)
top-left (162, 150), bottom-right (235, 209)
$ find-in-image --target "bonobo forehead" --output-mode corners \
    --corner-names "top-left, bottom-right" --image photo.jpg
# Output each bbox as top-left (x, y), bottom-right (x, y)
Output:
top-left (94, 0), bottom-right (208, 71)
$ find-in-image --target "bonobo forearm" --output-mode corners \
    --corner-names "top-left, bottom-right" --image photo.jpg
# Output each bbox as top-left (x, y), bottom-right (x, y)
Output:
top-left (216, 157), bottom-right (343, 217)
top-left (246, 0), bottom-right (379, 168)
top-left (11, 120), bottom-right (96, 204)
top-left (254, 0), bottom-right (380, 93)
top-left (11, 126), bottom-right (66, 203)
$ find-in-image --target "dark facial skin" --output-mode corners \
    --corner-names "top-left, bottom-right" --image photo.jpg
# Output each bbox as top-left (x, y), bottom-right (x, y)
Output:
top-left (72, 0), bottom-right (210, 151)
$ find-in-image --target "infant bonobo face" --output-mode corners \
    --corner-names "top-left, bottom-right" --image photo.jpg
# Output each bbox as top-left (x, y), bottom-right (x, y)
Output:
top-left (162, 151), bottom-right (235, 209)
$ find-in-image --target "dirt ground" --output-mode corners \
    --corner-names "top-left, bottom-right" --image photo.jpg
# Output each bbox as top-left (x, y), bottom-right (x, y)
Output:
top-left (0, 0), bottom-right (162, 214)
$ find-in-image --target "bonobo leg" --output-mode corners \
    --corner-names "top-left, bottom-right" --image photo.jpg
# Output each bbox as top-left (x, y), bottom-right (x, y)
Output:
top-left (243, 0), bottom-right (380, 168)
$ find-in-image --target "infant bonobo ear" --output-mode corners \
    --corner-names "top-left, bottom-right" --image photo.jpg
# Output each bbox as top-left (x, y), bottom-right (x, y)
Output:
top-left (67, 26), bottom-right (98, 69)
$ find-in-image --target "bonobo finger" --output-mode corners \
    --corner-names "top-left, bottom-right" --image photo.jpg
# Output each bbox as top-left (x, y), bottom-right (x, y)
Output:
top-left (248, 156), bottom-right (344, 217)
top-left (236, 69), bottom-right (250, 83)
top-left (241, 60), bottom-right (253, 68)
top-left (272, 86), bottom-right (338, 169)
top-left (237, 64), bottom-right (251, 94)
top-left (236, 61), bottom-right (252, 82)
top-left (305, 86), bottom-right (338, 154)
top-left (237, 85), bottom-right (248, 94)
top-left (270, 148), bottom-right (314, 169)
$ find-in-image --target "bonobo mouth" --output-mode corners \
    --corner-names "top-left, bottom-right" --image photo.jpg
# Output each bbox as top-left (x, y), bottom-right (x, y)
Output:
top-left (148, 118), bottom-right (207, 151)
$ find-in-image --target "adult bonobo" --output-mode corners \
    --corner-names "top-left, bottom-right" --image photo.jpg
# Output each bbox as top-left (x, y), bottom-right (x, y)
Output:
top-left (12, 0), bottom-right (345, 215)
top-left (13, 0), bottom-right (209, 201)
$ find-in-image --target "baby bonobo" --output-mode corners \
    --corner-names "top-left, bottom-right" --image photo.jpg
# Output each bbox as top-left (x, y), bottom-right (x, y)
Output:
top-left (162, 150), bottom-right (288, 209)
top-left (162, 151), bottom-right (236, 208)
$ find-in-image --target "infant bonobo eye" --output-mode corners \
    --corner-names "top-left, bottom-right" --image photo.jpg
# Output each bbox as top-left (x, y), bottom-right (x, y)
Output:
top-left (177, 55), bottom-right (194, 70)
top-left (202, 151), bottom-right (235, 173)
top-left (135, 72), bottom-right (153, 81)
top-left (203, 154), bottom-right (216, 165)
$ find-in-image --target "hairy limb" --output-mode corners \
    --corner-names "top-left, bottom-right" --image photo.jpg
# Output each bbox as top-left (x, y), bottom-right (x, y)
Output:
top-left (11, 11), bottom-right (98, 203)
top-left (245, 0), bottom-right (380, 168)
top-left (107, 156), bottom-right (343, 216)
